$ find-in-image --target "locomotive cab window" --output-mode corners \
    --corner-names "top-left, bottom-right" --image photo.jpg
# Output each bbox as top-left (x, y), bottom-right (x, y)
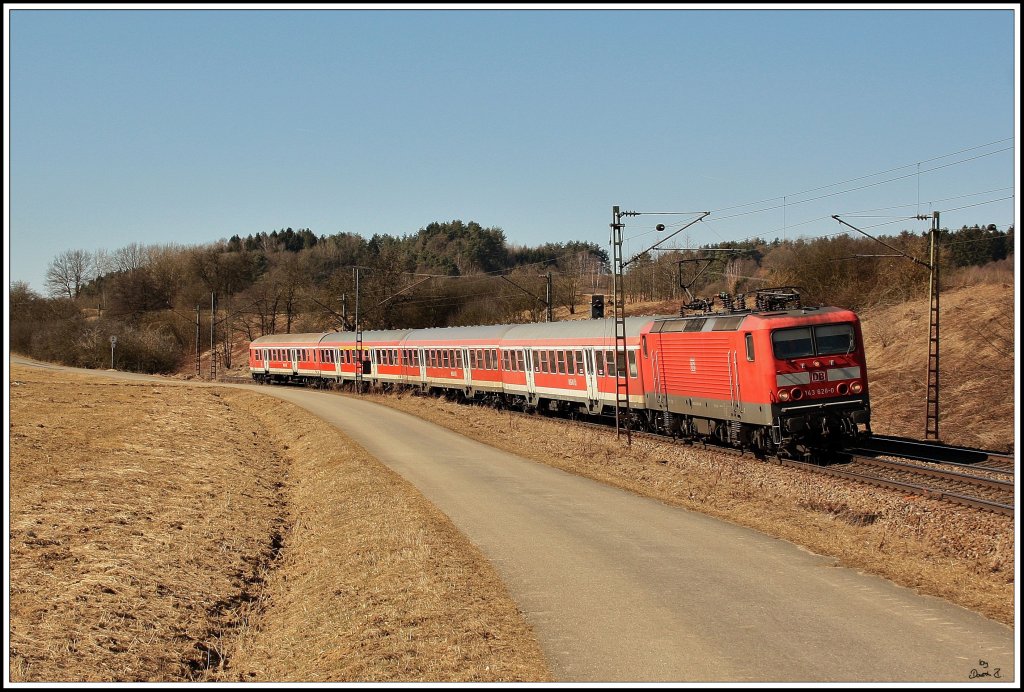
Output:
top-left (745, 333), bottom-right (755, 361)
top-left (772, 323), bottom-right (855, 359)
top-left (815, 324), bottom-right (855, 355)
top-left (772, 328), bottom-right (814, 359)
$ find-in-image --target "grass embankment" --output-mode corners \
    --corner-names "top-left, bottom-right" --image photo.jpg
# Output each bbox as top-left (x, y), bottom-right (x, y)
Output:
top-left (8, 363), bottom-right (549, 682)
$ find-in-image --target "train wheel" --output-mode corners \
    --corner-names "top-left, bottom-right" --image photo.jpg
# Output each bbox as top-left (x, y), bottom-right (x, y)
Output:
top-left (750, 428), bottom-right (778, 460)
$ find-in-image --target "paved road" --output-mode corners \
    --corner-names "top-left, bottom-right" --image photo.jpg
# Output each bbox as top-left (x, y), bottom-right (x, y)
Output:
top-left (253, 385), bottom-right (1015, 683)
top-left (9, 359), bottom-right (1016, 683)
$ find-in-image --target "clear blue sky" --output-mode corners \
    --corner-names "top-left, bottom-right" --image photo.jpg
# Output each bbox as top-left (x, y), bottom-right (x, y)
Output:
top-left (5, 5), bottom-right (1019, 295)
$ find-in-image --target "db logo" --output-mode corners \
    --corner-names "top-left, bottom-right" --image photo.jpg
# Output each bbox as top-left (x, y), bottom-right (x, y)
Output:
top-left (811, 371), bottom-right (826, 382)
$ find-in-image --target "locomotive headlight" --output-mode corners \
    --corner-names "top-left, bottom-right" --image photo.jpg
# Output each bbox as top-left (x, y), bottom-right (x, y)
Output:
top-left (790, 388), bottom-right (804, 401)
top-left (850, 382), bottom-right (863, 394)
top-left (778, 389), bottom-right (791, 402)
top-left (813, 359), bottom-right (821, 368)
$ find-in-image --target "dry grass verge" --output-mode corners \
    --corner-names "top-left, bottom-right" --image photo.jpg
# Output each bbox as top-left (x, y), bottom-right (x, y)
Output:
top-left (218, 392), bottom-right (550, 682)
top-left (363, 391), bottom-right (1014, 626)
top-left (8, 363), bottom-right (549, 682)
top-left (8, 366), bottom-right (288, 682)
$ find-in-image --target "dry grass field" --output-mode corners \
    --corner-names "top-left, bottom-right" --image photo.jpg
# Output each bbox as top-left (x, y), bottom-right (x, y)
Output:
top-left (8, 277), bottom-right (1015, 681)
top-left (8, 364), bottom-right (549, 683)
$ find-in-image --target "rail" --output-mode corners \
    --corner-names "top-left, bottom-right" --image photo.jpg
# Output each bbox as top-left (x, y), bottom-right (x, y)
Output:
top-left (855, 435), bottom-right (1015, 475)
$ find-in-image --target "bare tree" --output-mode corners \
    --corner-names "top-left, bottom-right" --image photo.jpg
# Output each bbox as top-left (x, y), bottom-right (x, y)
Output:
top-left (116, 243), bottom-right (150, 273)
top-left (44, 249), bottom-right (92, 299)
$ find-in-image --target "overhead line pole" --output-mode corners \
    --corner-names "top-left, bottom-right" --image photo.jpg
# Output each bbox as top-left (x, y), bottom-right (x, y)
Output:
top-left (924, 212), bottom-right (941, 440)
top-left (610, 206), bottom-right (633, 443)
top-left (832, 212), bottom-right (941, 440)
top-left (210, 292), bottom-right (217, 380)
top-left (497, 274), bottom-right (553, 321)
top-left (611, 208), bottom-right (711, 443)
top-left (354, 267), bottom-right (363, 393)
top-left (195, 305), bottom-right (201, 377)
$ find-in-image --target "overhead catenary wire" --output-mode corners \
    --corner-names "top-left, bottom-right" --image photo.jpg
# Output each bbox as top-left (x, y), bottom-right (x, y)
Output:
top-left (620, 138), bottom-right (1013, 250)
top-left (656, 190), bottom-right (1014, 250)
top-left (704, 137), bottom-right (1013, 215)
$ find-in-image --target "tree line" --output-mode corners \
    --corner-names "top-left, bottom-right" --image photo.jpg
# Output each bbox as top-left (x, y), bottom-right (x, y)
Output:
top-left (10, 220), bottom-right (1013, 374)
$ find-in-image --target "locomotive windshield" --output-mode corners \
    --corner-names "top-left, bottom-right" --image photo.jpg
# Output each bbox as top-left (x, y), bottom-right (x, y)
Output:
top-left (772, 323), bottom-right (855, 359)
top-left (814, 323), bottom-right (856, 355)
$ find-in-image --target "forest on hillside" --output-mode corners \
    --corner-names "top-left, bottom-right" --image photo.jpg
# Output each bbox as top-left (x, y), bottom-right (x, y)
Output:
top-left (9, 219), bottom-right (1014, 374)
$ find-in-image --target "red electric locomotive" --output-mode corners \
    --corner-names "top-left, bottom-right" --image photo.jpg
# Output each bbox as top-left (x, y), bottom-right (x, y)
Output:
top-left (639, 305), bottom-right (870, 456)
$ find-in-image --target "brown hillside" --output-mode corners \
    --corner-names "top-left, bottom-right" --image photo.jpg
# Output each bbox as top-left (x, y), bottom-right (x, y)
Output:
top-left (859, 281), bottom-right (1015, 451)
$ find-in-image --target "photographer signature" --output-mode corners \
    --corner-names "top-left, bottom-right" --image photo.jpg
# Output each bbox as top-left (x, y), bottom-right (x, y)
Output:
top-left (969, 659), bottom-right (1001, 680)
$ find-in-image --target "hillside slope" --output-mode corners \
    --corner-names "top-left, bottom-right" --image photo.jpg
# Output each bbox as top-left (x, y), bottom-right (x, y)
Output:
top-left (859, 281), bottom-right (1015, 451)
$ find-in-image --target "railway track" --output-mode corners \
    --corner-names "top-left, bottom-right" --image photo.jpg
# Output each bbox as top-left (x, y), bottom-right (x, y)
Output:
top-left (491, 409), bottom-right (1017, 516)
top-left (231, 377), bottom-right (1016, 517)
top-left (838, 435), bottom-right (1015, 516)
top-left (780, 454), bottom-right (1014, 517)
top-left (854, 435), bottom-right (1015, 475)
top-left (516, 413), bottom-right (1018, 517)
